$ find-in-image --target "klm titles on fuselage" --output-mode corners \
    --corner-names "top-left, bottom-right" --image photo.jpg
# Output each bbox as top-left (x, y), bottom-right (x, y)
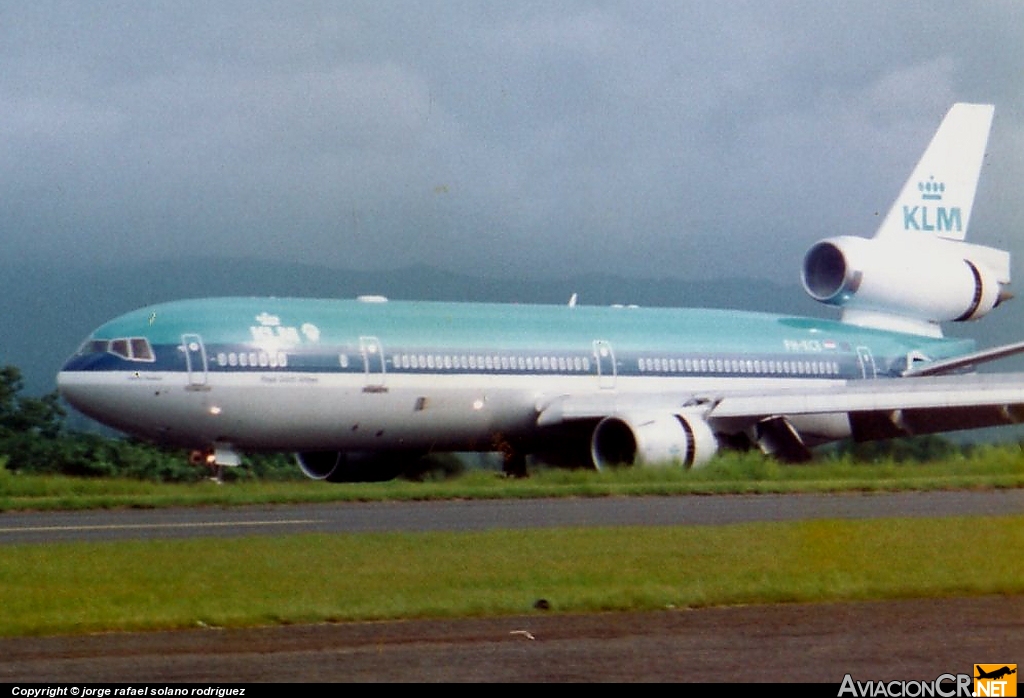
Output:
top-left (903, 178), bottom-right (962, 233)
top-left (249, 312), bottom-right (322, 345)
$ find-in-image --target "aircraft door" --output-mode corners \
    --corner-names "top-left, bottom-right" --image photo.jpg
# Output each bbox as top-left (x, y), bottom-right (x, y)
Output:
top-left (593, 340), bottom-right (616, 389)
top-left (360, 336), bottom-right (387, 392)
top-left (182, 334), bottom-right (208, 388)
top-left (856, 346), bottom-right (877, 379)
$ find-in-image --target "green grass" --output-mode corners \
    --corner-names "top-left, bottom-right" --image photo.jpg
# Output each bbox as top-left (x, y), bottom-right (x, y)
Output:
top-left (2, 449), bottom-right (1019, 638)
top-left (0, 515), bottom-right (1020, 637)
top-left (1, 446), bottom-right (1023, 511)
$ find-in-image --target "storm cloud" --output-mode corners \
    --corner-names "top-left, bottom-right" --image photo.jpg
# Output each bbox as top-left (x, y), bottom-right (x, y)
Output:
top-left (2, 2), bottom-right (1022, 281)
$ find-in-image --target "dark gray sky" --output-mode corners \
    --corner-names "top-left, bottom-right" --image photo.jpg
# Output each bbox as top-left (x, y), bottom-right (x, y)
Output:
top-left (3, 1), bottom-right (1023, 281)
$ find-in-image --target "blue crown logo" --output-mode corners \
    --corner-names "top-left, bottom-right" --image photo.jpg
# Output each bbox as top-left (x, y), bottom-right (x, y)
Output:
top-left (918, 176), bottom-right (945, 201)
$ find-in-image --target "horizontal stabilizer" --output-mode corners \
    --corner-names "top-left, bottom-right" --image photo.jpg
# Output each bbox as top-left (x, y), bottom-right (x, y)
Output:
top-left (903, 339), bottom-right (1024, 377)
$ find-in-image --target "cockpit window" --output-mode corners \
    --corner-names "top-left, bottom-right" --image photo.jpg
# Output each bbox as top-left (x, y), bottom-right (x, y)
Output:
top-left (130, 338), bottom-right (154, 361)
top-left (110, 339), bottom-right (130, 359)
top-left (83, 337), bottom-right (155, 362)
top-left (80, 339), bottom-right (110, 355)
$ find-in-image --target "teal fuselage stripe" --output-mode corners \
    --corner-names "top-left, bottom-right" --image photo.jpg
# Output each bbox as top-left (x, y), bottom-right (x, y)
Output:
top-left (62, 297), bottom-right (978, 380)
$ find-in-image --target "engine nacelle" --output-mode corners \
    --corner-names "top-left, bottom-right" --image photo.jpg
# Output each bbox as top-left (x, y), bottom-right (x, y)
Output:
top-left (296, 451), bottom-right (347, 481)
top-left (590, 412), bottom-right (718, 470)
top-left (802, 235), bottom-right (1009, 325)
top-left (296, 451), bottom-right (406, 482)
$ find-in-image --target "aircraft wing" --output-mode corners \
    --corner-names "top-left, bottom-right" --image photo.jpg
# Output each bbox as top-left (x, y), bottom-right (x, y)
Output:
top-left (708, 372), bottom-right (1024, 420)
top-left (537, 372), bottom-right (1024, 444)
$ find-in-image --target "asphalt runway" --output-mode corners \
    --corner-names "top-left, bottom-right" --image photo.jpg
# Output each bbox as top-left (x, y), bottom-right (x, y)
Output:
top-left (1, 489), bottom-right (1022, 544)
top-left (1, 491), bottom-right (1021, 682)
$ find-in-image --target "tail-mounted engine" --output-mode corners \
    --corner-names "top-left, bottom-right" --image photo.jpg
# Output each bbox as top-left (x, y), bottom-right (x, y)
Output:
top-left (801, 235), bottom-right (1011, 333)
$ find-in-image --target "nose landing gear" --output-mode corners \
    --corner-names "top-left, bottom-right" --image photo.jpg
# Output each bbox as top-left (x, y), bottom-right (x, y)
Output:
top-left (188, 445), bottom-right (242, 483)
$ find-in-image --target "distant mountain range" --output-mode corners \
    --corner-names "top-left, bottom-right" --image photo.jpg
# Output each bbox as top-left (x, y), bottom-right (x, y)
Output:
top-left (2, 256), bottom-right (1018, 398)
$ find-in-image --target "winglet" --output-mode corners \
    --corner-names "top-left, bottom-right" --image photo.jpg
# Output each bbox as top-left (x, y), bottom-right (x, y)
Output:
top-left (875, 103), bottom-right (994, 242)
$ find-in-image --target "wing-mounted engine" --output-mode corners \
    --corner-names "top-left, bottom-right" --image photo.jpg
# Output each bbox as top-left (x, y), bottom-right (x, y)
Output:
top-left (590, 412), bottom-right (718, 469)
top-left (297, 451), bottom-right (348, 481)
top-left (802, 235), bottom-right (1011, 336)
top-left (296, 451), bottom-right (407, 482)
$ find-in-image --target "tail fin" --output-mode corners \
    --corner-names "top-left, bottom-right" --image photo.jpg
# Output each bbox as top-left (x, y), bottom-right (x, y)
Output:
top-left (874, 103), bottom-right (994, 242)
top-left (802, 103), bottom-right (1009, 337)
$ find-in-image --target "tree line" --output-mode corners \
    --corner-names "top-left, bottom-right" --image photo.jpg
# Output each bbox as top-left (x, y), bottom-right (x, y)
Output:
top-left (0, 365), bottom-right (298, 481)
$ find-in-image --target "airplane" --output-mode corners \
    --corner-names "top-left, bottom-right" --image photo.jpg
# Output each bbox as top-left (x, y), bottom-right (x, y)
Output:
top-left (57, 103), bottom-right (1024, 480)
top-left (976, 666), bottom-right (1017, 681)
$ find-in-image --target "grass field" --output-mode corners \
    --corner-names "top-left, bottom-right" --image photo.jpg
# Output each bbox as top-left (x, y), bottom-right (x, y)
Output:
top-left (1, 515), bottom-right (1020, 637)
top-left (1, 449), bottom-right (1021, 638)
top-left (2, 446), bottom-right (1023, 512)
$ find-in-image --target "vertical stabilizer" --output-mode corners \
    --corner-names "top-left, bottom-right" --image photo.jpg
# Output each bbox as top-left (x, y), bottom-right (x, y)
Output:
top-left (803, 103), bottom-right (1010, 337)
top-left (874, 103), bottom-right (994, 241)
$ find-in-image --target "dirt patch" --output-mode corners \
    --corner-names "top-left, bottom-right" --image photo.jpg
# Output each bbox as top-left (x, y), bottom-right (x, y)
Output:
top-left (1, 596), bottom-right (1020, 682)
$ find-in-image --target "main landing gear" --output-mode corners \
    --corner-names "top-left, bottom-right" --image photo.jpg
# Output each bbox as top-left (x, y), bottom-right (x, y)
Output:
top-left (501, 450), bottom-right (528, 478)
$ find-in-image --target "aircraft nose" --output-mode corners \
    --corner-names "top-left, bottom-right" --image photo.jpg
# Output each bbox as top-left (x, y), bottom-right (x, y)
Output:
top-left (56, 345), bottom-right (111, 417)
top-left (56, 367), bottom-right (91, 414)
top-left (57, 363), bottom-right (136, 434)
